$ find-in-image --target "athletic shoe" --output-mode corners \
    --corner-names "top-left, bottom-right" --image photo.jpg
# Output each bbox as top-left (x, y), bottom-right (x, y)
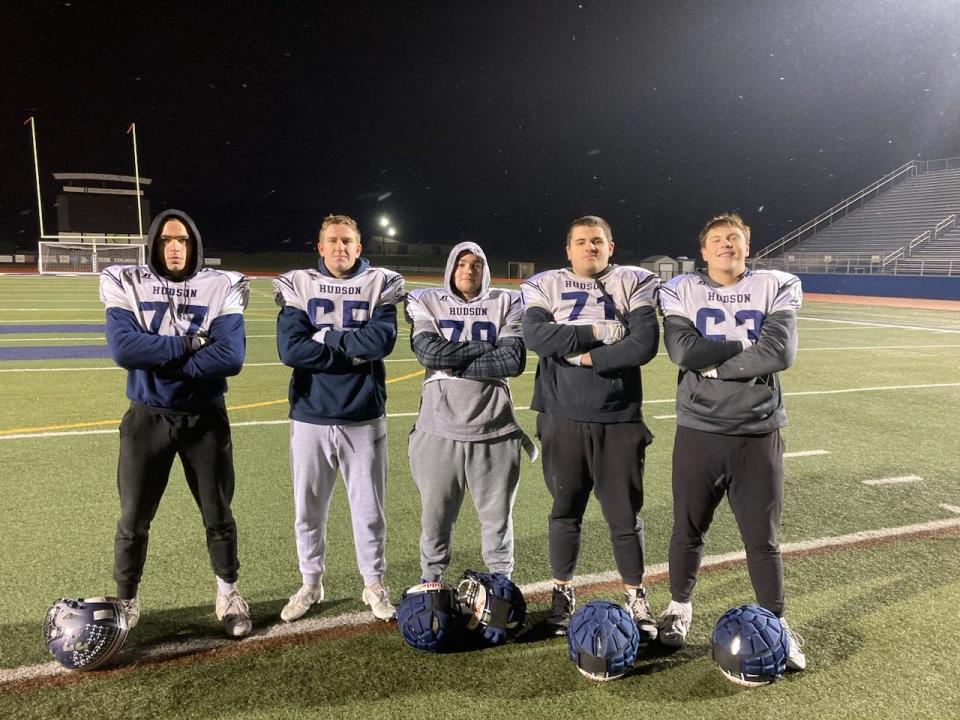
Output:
top-left (119, 596), bottom-right (140, 630)
top-left (216, 590), bottom-right (252, 638)
top-left (657, 599), bottom-right (693, 648)
top-left (624, 587), bottom-right (658, 641)
top-left (546, 584), bottom-right (575, 636)
top-left (362, 582), bottom-right (396, 621)
top-left (280, 582), bottom-right (325, 622)
top-left (780, 618), bottom-right (807, 671)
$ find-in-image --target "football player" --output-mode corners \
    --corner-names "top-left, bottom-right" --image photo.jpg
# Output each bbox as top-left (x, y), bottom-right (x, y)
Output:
top-left (273, 214), bottom-right (405, 622)
top-left (521, 216), bottom-right (660, 638)
top-left (657, 212), bottom-right (806, 671)
top-left (405, 242), bottom-right (532, 585)
top-left (99, 209), bottom-right (252, 638)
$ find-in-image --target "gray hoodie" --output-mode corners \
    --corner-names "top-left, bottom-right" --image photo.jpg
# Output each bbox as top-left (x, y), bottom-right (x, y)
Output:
top-left (404, 242), bottom-right (525, 441)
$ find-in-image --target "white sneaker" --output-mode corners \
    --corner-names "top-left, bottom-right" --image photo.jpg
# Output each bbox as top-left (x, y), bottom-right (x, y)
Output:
top-left (624, 587), bottom-right (658, 641)
top-left (119, 596), bottom-right (140, 629)
top-left (658, 600), bottom-right (693, 648)
top-left (780, 618), bottom-right (807, 671)
top-left (280, 583), bottom-right (325, 622)
top-left (361, 582), bottom-right (396, 621)
top-left (215, 590), bottom-right (252, 638)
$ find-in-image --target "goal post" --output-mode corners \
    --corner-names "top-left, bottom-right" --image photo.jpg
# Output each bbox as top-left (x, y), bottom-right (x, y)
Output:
top-left (507, 261), bottom-right (535, 280)
top-left (38, 241), bottom-right (145, 275)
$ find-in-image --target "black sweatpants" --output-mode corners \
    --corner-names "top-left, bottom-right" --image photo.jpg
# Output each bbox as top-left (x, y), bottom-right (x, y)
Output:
top-left (114, 402), bottom-right (239, 598)
top-left (537, 413), bottom-right (653, 586)
top-left (669, 425), bottom-right (785, 615)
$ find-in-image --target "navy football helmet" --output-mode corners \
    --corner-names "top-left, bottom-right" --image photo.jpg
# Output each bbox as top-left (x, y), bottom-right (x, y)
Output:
top-left (396, 581), bottom-right (463, 652)
top-left (43, 597), bottom-right (130, 671)
top-left (711, 604), bottom-right (789, 687)
top-left (567, 600), bottom-right (640, 681)
top-left (456, 570), bottom-right (526, 646)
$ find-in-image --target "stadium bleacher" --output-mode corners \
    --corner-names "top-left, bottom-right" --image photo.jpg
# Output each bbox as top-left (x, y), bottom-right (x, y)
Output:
top-left (757, 161), bottom-right (960, 276)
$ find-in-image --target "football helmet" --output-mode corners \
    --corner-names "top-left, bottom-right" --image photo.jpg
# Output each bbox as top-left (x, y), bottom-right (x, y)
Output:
top-left (567, 600), bottom-right (640, 681)
top-left (43, 597), bottom-right (130, 671)
top-left (396, 582), bottom-right (463, 652)
top-left (456, 570), bottom-right (526, 646)
top-left (711, 604), bottom-right (789, 687)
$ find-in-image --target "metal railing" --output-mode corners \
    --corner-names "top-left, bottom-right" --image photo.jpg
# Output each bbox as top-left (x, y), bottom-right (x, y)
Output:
top-left (751, 253), bottom-right (960, 277)
top-left (933, 214), bottom-right (957, 242)
top-left (754, 161), bottom-right (921, 259)
top-left (880, 214), bottom-right (957, 268)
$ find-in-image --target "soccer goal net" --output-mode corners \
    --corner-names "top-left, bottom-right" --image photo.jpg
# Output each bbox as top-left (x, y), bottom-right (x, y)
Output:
top-left (38, 241), bottom-right (145, 275)
top-left (507, 261), bottom-right (535, 280)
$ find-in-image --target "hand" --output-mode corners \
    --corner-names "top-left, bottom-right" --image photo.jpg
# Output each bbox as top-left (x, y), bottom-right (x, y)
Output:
top-left (565, 353), bottom-right (584, 367)
top-left (593, 322), bottom-right (626, 345)
top-left (312, 328), bottom-right (331, 344)
top-left (183, 334), bottom-right (209, 352)
top-left (699, 366), bottom-right (718, 379)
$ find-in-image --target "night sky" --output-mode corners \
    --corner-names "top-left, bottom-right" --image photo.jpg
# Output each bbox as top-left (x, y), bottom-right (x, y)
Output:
top-left (3, 0), bottom-right (960, 264)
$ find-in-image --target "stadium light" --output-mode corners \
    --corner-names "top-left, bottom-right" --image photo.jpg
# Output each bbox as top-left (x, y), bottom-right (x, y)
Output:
top-left (387, 227), bottom-right (397, 237)
top-left (379, 216), bottom-right (390, 228)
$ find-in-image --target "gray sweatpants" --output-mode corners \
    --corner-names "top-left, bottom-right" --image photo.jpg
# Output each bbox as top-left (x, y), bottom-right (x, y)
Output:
top-left (289, 417), bottom-right (387, 587)
top-left (408, 428), bottom-right (521, 581)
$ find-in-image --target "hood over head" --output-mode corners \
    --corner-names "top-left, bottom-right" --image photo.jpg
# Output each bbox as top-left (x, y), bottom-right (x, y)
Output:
top-left (146, 209), bottom-right (204, 280)
top-left (444, 241), bottom-right (491, 302)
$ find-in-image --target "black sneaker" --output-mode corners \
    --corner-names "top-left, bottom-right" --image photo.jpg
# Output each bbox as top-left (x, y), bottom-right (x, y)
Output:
top-left (546, 584), bottom-right (575, 636)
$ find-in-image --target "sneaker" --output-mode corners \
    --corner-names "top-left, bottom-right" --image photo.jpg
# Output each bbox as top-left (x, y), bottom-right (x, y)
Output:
top-left (119, 596), bottom-right (140, 630)
top-left (362, 582), bottom-right (396, 621)
top-left (546, 584), bottom-right (575, 636)
top-left (657, 600), bottom-right (693, 648)
top-left (215, 590), bottom-right (252, 638)
top-left (780, 618), bottom-right (807, 671)
top-left (280, 583), bottom-right (325, 622)
top-left (624, 587), bottom-right (658, 641)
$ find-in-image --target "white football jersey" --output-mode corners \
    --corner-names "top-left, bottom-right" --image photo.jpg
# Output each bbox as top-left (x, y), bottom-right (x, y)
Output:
top-left (659, 269), bottom-right (802, 344)
top-left (273, 266), bottom-right (405, 329)
top-left (406, 288), bottom-right (521, 343)
top-left (99, 266), bottom-right (248, 335)
top-left (521, 264), bottom-right (659, 327)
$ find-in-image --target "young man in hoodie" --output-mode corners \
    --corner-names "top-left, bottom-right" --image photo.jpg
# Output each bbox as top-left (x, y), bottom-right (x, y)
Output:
top-left (404, 243), bottom-right (530, 585)
top-left (99, 209), bottom-right (251, 638)
top-left (657, 212), bottom-right (806, 670)
top-left (521, 215), bottom-right (660, 638)
top-left (273, 214), bottom-right (405, 622)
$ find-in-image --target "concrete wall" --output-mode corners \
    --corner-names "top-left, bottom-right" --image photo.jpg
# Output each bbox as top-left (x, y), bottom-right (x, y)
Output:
top-left (796, 273), bottom-right (960, 300)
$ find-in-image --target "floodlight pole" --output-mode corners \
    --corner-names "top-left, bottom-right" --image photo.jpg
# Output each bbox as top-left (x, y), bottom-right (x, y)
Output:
top-left (24, 116), bottom-right (46, 238)
top-left (128, 123), bottom-right (144, 240)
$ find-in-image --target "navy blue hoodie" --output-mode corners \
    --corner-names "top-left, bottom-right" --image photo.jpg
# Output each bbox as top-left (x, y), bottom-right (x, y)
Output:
top-left (273, 256), bottom-right (404, 424)
top-left (99, 209), bottom-right (249, 411)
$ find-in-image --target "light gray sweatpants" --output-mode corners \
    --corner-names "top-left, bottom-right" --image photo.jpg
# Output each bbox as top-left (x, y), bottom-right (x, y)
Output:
top-left (290, 417), bottom-right (387, 587)
top-left (408, 428), bottom-right (521, 581)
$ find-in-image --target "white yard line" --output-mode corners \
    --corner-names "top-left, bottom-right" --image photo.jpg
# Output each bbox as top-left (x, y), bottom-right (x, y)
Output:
top-left (2, 515), bottom-right (958, 685)
top-left (2, 383), bottom-right (958, 439)
top-left (0, 337), bottom-right (105, 343)
top-left (799, 316), bottom-right (960, 334)
top-left (799, 344), bottom-right (960, 352)
top-left (783, 450), bottom-right (830, 458)
top-left (940, 504), bottom-right (960, 515)
top-left (862, 475), bottom-right (923, 486)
